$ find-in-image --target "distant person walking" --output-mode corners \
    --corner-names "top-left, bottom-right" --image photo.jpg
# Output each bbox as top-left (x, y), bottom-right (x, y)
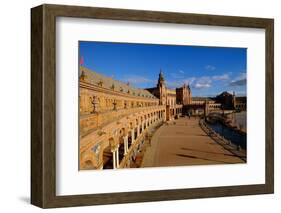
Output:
top-left (188, 112), bottom-right (191, 119)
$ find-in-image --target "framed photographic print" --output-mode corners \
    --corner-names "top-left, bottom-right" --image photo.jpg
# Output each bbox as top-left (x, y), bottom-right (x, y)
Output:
top-left (31, 4), bottom-right (274, 208)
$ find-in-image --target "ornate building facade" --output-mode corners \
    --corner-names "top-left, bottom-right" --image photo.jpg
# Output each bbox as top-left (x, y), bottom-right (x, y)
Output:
top-left (79, 67), bottom-right (184, 170)
top-left (176, 83), bottom-right (192, 105)
top-left (184, 91), bottom-right (247, 116)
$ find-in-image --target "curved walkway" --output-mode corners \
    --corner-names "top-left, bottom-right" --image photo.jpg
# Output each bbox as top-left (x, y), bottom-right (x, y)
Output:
top-left (142, 117), bottom-right (244, 168)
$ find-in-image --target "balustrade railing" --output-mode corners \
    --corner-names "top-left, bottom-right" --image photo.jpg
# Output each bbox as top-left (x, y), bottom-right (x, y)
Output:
top-left (199, 118), bottom-right (246, 161)
top-left (80, 105), bottom-right (166, 137)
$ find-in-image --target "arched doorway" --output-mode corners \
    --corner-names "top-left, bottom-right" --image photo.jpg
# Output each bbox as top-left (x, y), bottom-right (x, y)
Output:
top-left (102, 146), bottom-right (113, 169)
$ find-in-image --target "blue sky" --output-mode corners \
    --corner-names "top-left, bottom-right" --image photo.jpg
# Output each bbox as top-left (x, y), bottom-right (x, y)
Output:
top-left (79, 41), bottom-right (247, 97)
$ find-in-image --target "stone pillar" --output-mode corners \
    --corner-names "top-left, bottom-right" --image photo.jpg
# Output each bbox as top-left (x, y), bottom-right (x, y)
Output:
top-left (131, 130), bottom-right (134, 144)
top-left (112, 151), bottom-right (116, 169)
top-left (112, 144), bottom-right (120, 169)
top-left (116, 146), bottom-right (119, 168)
top-left (124, 135), bottom-right (128, 155)
top-left (127, 135), bottom-right (129, 152)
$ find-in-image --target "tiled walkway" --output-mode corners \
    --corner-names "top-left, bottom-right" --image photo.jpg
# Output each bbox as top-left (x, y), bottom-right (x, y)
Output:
top-left (142, 117), bottom-right (244, 168)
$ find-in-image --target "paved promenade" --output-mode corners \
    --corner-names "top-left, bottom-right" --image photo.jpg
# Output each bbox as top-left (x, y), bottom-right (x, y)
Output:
top-left (142, 117), bottom-right (244, 167)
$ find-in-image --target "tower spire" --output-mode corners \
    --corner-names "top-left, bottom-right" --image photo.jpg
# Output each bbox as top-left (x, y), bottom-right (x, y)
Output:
top-left (158, 68), bottom-right (165, 84)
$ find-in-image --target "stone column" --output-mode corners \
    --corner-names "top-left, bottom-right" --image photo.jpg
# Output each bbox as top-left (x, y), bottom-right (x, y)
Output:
top-left (112, 151), bottom-right (116, 169)
top-left (127, 135), bottom-right (129, 153)
top-left (131, 130), bottom-right (135, 144)
top-left (116, 146), bottom-right (119, 168)
top-left (124, 135), bottom-right (128, 155)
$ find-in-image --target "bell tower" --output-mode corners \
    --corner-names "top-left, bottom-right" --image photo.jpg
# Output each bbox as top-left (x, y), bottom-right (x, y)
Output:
top-left (157, 69), bottom-right (167, 105)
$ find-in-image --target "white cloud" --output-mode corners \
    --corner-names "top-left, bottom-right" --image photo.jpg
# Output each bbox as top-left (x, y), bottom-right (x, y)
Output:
top-left (194, 82), bottom-right (211, 89)
top-left (167, 73), bottom-right (229, 90)
top-left (167, 76), bottom-right (213, 90)
top-left (212, 74), bottom-right (229, 81)
top-left (205, 65), bottom-right (216, 71)
top-left (197, 76), bottom-right (212, 83)
top-left (192, 76), bottom-right (212, 89)
top-left (229, 72), bottom-right (247, 86)
top-left (179, 70), bottom-right (185, 74)
top-left (229, 79), bottom-right (246, 86)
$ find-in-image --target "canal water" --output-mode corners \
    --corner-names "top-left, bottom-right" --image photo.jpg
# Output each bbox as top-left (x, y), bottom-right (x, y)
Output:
top-left (207, 121), bottom-right (247, 150)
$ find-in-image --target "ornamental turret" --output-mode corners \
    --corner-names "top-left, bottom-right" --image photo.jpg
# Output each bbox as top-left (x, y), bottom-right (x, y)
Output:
top-left (157, 69), bottom-right (167, 105)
